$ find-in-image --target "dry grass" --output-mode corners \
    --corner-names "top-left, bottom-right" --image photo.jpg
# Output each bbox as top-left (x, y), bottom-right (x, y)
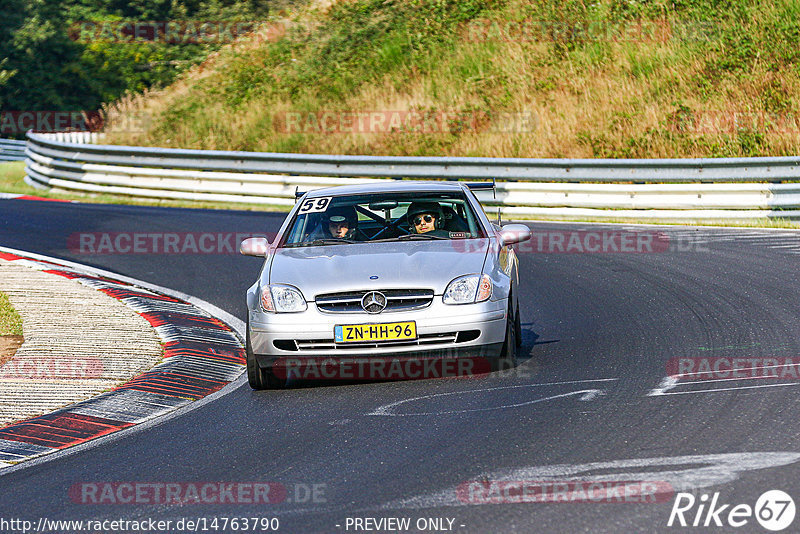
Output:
top-left (101, 0), bottom-right (800, 159)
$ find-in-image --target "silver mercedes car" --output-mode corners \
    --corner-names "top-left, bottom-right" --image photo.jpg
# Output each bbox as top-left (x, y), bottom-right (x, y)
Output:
top-left (240, 181), bottom-right (531, 389)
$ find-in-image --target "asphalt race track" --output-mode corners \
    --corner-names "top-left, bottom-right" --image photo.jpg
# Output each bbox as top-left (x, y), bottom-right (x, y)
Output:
top-left (3, 199), bottom-right (800, 533)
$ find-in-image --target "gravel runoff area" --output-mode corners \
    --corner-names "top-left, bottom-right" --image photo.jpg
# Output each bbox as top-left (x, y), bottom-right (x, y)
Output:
top-left (0, 258), bottom-right (163, 426)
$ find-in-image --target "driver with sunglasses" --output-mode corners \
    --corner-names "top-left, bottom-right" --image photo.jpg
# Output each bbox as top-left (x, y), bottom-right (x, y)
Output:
top-left (406, 201), bottom-right (450, 237)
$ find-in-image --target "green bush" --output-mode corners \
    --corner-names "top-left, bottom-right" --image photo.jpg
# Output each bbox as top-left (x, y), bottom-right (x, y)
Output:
top-left (0, 0), bottom-right (280, 121)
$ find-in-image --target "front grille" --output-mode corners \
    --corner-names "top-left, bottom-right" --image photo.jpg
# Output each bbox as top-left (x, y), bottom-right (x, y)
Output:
top-left (316, 289), bottom-right (434, 313)
top-left (295, 331), bottom-right (459, 351)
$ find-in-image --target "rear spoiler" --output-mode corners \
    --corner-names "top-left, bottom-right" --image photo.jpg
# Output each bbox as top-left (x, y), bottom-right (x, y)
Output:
top-left (465, 178), bottom-right (496, 199)
top-left (295, 180), bottom-right (497, 201)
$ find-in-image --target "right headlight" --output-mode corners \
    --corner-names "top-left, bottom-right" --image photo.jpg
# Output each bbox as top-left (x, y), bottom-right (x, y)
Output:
top-left (261, 284), bottom-right (308, 313)
top-left (443, 274), bottom-right (492, 305)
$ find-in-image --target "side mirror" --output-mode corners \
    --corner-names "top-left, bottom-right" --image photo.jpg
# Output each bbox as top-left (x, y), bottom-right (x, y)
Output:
top-left (498, 224), bottom-right (531, 246)
top-left (240, 237), bottom-right (269, 257)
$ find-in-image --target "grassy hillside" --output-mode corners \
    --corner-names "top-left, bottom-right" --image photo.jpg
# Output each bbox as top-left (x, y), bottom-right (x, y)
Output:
top-left (105, 0), bottom-right (800, 158)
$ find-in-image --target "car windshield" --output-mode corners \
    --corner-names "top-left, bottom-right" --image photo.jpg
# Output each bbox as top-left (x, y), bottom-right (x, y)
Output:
top-left (281, 191), bottom-right (486, 247)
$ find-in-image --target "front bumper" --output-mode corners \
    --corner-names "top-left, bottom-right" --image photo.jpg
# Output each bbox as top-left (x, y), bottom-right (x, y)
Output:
top-left (248, 297), bottom-right (508, 362)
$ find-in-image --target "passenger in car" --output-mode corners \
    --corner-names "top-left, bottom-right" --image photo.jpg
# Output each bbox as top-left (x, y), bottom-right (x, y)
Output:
top-left (307, 206), bottom-right (359, 240)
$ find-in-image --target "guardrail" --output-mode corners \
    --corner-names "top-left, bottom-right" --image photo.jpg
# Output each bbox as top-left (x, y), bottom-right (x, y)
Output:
top-left (0, 138), bottom-right (26, 162)
top-left (23, 131), bottom-right (800, 219)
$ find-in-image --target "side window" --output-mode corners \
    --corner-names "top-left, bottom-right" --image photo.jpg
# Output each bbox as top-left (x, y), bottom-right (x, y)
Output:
top-left (286, 214), bottom-right (307, 243)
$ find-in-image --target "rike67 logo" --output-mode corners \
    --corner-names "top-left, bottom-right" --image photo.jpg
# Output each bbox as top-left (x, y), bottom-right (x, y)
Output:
top-left (668, 490), bottom-right (795, 531)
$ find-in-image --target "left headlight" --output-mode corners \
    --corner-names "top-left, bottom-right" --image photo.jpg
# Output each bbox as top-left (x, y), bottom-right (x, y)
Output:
top-left (443, 274), bottom-right (492, 305)
top-left (261, 284), bottom-right (308, 313)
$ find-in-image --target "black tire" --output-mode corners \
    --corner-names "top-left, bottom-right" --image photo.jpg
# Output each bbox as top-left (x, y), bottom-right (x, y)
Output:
top-left (246, 320), bottom-right (287, 389)
top-left (246, 321), bottom-right (266, 390)
top-left (263, 367), bottom-right (286, 389)
top-left (492, 302), bottom-right (517, 371)
top-left (514, 301), bottom-right (522, 348)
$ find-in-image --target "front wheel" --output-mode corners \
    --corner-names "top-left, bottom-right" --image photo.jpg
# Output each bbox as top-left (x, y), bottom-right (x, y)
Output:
top-left (246, 321), bottom-right (266, 390)
top-left (246, 320), bottom-right (286, 390)
top-left (492, 302), bottom-right (517, 372)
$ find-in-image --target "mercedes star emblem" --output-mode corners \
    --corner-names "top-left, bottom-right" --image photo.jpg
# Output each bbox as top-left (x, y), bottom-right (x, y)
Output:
top-left (361, 291), bottom-right (387, 314)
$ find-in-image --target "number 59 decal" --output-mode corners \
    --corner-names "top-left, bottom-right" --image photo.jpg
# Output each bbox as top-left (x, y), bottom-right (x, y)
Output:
top-left (298, 197), bottom-right (332, 214)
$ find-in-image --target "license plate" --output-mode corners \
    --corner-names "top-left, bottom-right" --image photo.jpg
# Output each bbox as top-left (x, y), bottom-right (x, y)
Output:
top-left (334, 321), bottom-right (417, 343)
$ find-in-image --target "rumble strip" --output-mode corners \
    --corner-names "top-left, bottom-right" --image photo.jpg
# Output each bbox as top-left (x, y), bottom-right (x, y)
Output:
top-left (0, 250), bottom-right (245, 468)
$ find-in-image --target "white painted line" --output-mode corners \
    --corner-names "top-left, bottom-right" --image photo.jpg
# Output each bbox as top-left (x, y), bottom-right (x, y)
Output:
top-left (673, 361), bottom-right (800, 380)
top-left (678, 375), bottom-right (798, 386)
top-left (647, 376), bottom-right (679, 396)
top-left (380, 452), bottom-right (800, 510)
top-left (368, 378), bottom-right (617, 416)
top-left (649, 361), bottom-right (800, 397)
top-left (650, 382), bottom-right (800, 396)
top-left (578, 389), bottom-right (605, 401)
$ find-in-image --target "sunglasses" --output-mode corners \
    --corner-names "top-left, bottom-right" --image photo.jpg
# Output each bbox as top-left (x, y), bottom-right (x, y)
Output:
top-left (413, 215), bottom-right (435, 225)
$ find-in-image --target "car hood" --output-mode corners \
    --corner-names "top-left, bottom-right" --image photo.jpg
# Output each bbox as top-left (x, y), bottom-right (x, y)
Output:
top-left (268, 239), bottom-right (490, 298)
